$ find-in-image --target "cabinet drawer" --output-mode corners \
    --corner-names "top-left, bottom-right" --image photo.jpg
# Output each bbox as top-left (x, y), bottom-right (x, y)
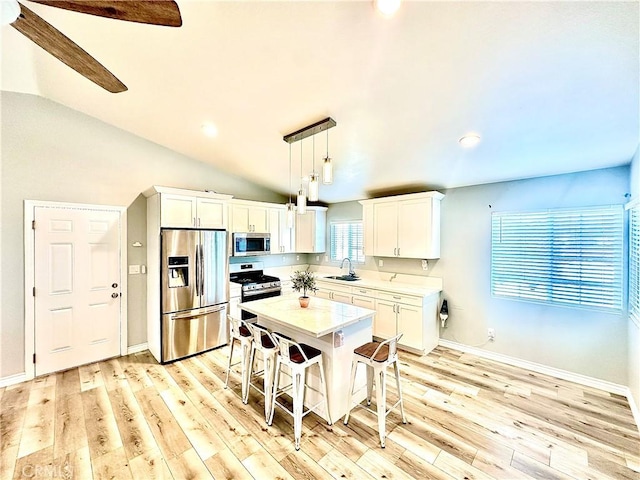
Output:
top-left (377, 291), bottom-right (422, 307)
top-left (352, 287), bottom-right (376, 298)
top-left (316, 280), bottom-right (352, 294)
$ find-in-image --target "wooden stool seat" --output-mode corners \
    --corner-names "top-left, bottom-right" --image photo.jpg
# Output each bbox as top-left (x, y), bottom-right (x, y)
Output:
top-left (344, 333), bottom-right (407, 448)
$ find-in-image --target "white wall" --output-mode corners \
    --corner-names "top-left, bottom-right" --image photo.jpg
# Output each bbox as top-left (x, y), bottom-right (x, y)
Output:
top-left (433, 168), bottom-right (629, 385)
top-left (0, 92), bottom-right (288, 377)
top-left (628, 145), bottom-right (640, 413)
top-left (320, 166), bottom-right (630, 385)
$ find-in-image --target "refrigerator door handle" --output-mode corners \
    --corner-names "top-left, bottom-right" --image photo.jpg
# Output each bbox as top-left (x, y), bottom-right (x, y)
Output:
top-left (195, 243), bottom-right (201, 300)
top-left (199, 243), bottom-right (205, 297)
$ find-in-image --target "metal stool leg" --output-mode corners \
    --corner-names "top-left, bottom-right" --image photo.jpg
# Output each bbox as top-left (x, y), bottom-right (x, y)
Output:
top-left (366, 364), bottom-right (374, 406)
top-left (376, 366), bottom-right (387, 448)
top-left (343, 358), bottom-right (358, 425)
top-left (224, 337), bottom-right (236, 388)
top-left (291, 367), bottom-right (305, 450)
top-left (393, 360), bottom-right (407, 424)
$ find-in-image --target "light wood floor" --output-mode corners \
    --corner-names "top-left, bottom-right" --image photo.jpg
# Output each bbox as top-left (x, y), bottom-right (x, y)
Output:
top-left (1, 345), bottom-right (639, 479)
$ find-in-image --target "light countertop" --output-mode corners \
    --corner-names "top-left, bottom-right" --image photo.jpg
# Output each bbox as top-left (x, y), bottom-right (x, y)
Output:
top-left (316, 276), bottom-right (441, 297)
top-left (238, 293), bottom-right (375, 338)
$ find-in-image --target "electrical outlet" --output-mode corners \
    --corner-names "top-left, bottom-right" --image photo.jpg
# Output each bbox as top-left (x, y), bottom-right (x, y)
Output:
top-left (128, 265), bottom-right (140, 275)
top-left (488, 328), bottom-right (495, 341)
top-left (379, 259), bottom-right (384, 267)
top-left (421, 259), bottom-right (429, 270)
top-left (316, 255), bottom-right (320, 261)
top-left (296, 255), bottom-right (300, 261)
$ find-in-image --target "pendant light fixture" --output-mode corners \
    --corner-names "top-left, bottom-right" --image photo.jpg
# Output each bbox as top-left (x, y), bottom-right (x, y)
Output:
top-left (283, 117), bottom-right (336, 205)
top-left (308, 134), bottom-right (319, 201)
top-left (297, 139), bottom-right (307, 214)
top-left (286, 143), bottom-right (295, 228)
top-left (323, 126), bottom-right (333, 184)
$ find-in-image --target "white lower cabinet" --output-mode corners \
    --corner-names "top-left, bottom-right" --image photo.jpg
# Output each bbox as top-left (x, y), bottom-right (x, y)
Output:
top-left (316, 280), bottom-right (439, 354)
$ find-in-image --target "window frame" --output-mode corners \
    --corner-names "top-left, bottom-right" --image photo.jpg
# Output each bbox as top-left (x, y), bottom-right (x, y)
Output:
top-left (329, 220), bottom-right (365, 263)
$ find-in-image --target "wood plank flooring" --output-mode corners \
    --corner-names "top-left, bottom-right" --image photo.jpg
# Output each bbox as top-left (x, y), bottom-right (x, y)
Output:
top-left (1, 345), bottom-right (639, 479)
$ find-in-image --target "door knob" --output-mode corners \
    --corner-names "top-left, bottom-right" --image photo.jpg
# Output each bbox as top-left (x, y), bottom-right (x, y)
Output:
top-left (111, 292), bottom-right (119, 298)
top-left (112, 283), bottom-right (118, 288)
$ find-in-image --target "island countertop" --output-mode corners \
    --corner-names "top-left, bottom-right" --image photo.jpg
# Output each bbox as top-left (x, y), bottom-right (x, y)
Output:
top-left (238, 293), bottom-right (376, 338)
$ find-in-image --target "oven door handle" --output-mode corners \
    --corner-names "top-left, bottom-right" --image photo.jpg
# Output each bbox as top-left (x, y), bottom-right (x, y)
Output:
top-left (243, 286), bottom-right (281, 298)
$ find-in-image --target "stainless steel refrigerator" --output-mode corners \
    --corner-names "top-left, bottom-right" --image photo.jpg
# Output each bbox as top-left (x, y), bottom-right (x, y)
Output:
top-left (161, 228), bottom-right (228, 362)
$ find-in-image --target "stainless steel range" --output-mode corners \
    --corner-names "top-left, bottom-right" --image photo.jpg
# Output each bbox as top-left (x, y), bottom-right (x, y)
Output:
top-left (229, 262), bottom-right (281, 320)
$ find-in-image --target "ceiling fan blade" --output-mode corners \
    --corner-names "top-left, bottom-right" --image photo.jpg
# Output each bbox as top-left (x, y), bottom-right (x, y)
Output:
top-left (29, 0), bottom-right (182, 27)
top-left (11, 3), bottom-right (127, 93)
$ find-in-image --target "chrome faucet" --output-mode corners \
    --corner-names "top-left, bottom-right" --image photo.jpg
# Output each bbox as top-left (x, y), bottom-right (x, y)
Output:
top-left (341, 257), bottom-right (355, 276)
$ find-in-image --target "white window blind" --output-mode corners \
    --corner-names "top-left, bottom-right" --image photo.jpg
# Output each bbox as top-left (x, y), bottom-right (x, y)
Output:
top-left (629, 204), bottom-right (640, 325)
top-left (491, 205), bottom-right (623, 311)
top-left (330, 221), bottom-right (364, 263)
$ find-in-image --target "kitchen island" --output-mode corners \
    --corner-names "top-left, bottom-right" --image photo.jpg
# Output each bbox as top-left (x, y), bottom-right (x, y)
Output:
top-left (239, 293), bottom-right (374, 422)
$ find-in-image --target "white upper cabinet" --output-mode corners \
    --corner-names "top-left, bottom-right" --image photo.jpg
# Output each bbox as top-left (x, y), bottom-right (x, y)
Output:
top-left (230, 201), bottom-right (269, 233)
top-left (295, 206), bottom-right (327, 253)
top-left (269, 207), bottom-right (295, 254)
top-left (361, 191), bottom-right (444, 259)
top-left (157, 190), bottom-right (230, 229)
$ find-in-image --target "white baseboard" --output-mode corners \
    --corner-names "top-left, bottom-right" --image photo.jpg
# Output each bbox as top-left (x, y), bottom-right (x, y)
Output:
top-left (127, 343), bottom-right (148, 355)
top-left (0, 372), bottom-right (27, 388)
top-left (438, 339), bottom-right (628, 396)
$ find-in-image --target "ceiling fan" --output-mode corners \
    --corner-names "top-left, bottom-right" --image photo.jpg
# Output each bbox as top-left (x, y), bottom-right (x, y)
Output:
top-left (2, 0), bottom-right (182, 93)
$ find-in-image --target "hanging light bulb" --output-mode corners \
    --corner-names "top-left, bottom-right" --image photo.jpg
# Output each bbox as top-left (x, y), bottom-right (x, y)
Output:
top-left (322, 127), bottom-right (333, 184)
top-left (286, 143), bottom-right (295, 229)
top-left (308, 134), bottom-right (319, 201)
top-left (297, 139), bottom-right (307, 214)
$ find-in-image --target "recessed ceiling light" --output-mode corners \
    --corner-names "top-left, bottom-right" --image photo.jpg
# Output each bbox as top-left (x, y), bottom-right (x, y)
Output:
top-left (201, 122), bottom-right (218, 138)
top-left (375, 0), bottom-right (401, 16)
top-left (459, 133), bottom-right (481, 148)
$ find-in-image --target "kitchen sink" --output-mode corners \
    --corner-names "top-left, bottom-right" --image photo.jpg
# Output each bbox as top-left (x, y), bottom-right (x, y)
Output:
top-left (325, 275), bottom-right (360, 282)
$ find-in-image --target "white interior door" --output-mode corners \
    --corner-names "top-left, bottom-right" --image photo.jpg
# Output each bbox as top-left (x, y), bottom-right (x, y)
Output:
top-left (33, 206), bottom-right (122, 376)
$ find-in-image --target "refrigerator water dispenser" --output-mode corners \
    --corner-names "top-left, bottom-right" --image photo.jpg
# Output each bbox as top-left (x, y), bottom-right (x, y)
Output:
top-left (167, 256), bottom-right (189, 288)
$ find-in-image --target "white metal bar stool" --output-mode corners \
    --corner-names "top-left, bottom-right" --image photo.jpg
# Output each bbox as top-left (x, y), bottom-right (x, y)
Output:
top-left (268, 333), bottom-right (332, 450)
top-left (343, 333), bottom-right (407, 448)
top-left (224, 315), bottom-right (254, 401)
top-left (246, 323), bottom-right (279, 423)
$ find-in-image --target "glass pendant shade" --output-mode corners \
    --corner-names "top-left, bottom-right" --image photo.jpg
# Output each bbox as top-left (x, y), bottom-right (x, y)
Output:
top-left (322, 157), bottom-right (333, 184)
top-left (286, 202), bottom-right (295, 229)
top-left (308, 173), bottom-right (319, 201)
top-left (297, 189), bottom-right (307, 214)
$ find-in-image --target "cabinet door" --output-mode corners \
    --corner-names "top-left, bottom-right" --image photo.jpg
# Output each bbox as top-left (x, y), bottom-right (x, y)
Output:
top-left (314, 289), bottom-right (331, 300)
top-left (362, 203), bottom-right (374, 257)
top-left (279, 209), bottom-right (295, 253)
top-left (375, 300), bottom-right (397, 340)
top-left (352, 295), bottom-right (375, 310)
top-left (398, 198), bottom-right (432, 258)
top-left (331, 291), bottom-right (352, 304)
top-left (295, 210), bottom-right (314, 252)
top-left (230, 205), bottom-right (250, 232)
top-left (161, 194), bottom-right (196, 227)
top-left (196, 198), bottom-right (226, 228)
top-left (397, 303), bottom-right (423, 350)
top-left (249, 207), bottom-right (269, 233)
top-left (373, 203), bottom-right (398, 256)
top-left (269, 209), bottom-right (281, 253)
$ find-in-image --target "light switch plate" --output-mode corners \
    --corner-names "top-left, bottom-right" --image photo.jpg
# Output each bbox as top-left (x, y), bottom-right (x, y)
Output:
top-left (128, 265), bottom-right (140, 275)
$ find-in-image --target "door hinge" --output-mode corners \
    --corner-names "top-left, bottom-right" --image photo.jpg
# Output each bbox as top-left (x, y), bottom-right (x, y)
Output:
top-left (33, 353), bottom-right (36, 364)
top-left (32, 220), bottom-right (36, 229)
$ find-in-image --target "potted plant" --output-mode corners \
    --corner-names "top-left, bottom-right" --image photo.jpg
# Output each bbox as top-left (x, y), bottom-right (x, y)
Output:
top-left (291, 269), bottom-right (318, 308)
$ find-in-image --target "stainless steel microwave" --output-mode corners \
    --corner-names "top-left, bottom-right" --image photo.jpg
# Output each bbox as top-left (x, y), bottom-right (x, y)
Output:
top-left (232, 232), bottom-right (271, 256)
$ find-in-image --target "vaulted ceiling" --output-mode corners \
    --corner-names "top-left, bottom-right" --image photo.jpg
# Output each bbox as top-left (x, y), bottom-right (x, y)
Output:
top-left (2, 1), bottom-right (638, 203)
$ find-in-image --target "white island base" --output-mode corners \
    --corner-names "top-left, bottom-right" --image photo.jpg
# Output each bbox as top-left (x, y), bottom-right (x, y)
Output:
top-left (239, 294), bottom-right (374, 422)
